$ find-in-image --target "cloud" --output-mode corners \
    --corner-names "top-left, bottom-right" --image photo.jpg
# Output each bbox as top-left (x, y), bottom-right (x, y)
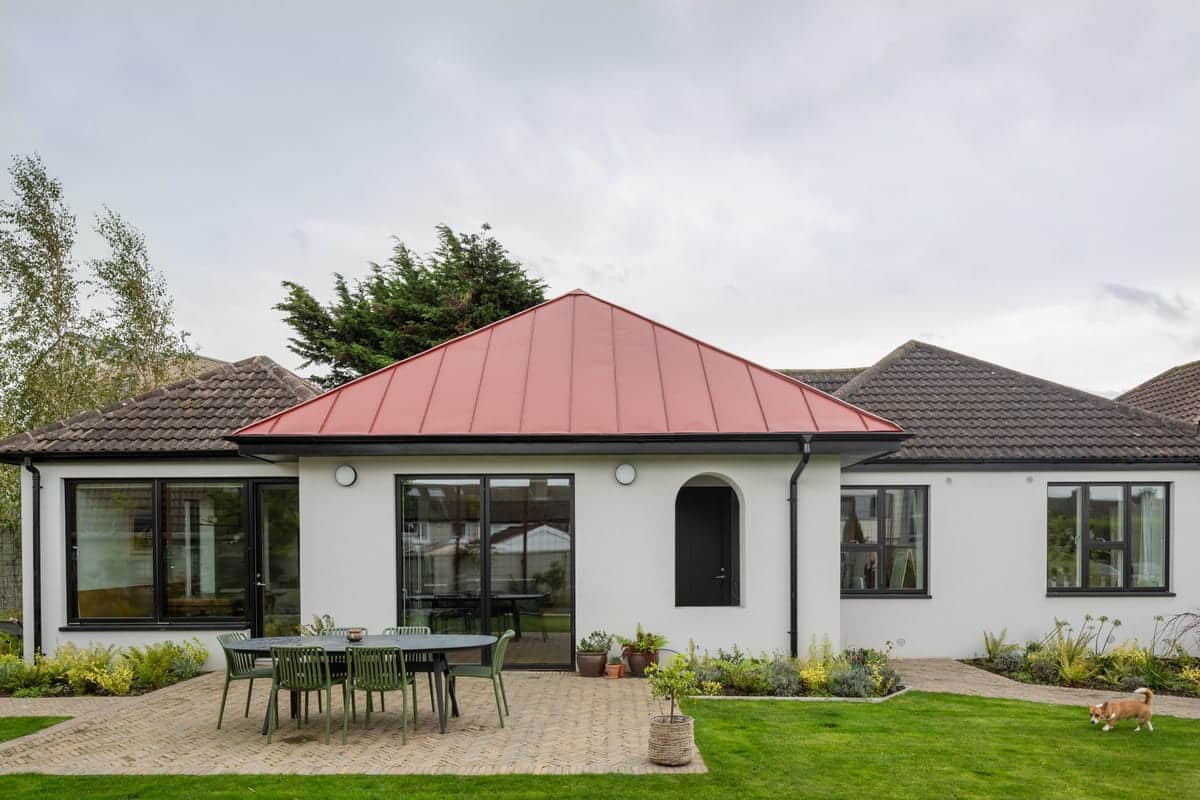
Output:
top-left (1102, 284), bottom-right (1190, 321)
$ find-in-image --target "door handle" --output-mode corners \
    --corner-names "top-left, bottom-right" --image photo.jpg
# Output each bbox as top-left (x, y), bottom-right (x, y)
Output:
top-left (255, 581), bottom-right (267, 588)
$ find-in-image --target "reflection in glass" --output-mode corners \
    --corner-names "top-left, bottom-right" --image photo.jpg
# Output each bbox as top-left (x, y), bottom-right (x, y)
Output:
top-left (1047, 486), bottom-right (1083, 589)
top-left (1088, 486), bottom-right (1124, 543)
top-left (72, 483), bottom-right (155, 619)
top-left (1131, 485), bottom-right (1166, 588)
top-left (841, 489), bottom-right (878, 544)
top-left (1088, 548), bottom-right (1124, 589)
top-left (260, 484), bottom-right (301, 635)
top-left (883, 488), bottom-right (925, 590)
top-left (163, 482), bottom-right (247, 618)
top-left (841, 551), bottom-right (877, 591)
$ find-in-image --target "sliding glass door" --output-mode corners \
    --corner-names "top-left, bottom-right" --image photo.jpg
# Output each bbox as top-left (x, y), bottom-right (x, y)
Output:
top-left (398, 475), bottom-right (574, 668)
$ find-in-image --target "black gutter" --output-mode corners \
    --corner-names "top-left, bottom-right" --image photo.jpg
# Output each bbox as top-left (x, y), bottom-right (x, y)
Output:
top-left (788, 436), bottom-right (813, 658)
top-left (22, 458), bottom-right (42, 656)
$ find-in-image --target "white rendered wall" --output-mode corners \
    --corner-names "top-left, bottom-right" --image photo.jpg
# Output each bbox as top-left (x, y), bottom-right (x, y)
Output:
top-left (22, 459), bottom-right (298, 667)
top-left (840, 468), bottom-right (1200, 658)
top-left (297, 453), bottom-right (843, 659)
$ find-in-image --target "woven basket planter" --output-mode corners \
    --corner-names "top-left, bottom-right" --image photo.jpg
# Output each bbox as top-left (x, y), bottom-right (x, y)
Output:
top-left (648, 715), bottom-right (694, 766)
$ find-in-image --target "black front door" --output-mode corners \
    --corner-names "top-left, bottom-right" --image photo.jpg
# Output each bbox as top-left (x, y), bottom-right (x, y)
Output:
top-left (252, 481), bottom-right (300, 636)
top-left (675, 486), bottom-right (737, 606)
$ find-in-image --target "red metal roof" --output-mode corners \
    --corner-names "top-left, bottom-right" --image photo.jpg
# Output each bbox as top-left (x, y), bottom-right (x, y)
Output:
top-left (235, 290), bottom-right (902, 437)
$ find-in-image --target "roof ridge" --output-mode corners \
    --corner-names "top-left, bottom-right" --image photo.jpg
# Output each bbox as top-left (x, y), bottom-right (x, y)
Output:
top-left (853, 340), bottom-right (1200, 440)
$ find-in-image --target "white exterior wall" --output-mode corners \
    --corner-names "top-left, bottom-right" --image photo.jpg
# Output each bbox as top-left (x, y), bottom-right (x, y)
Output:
top-left (22, 459), bottom-right (298, 667)
top-left (840, 468), bottom-right (1200, 658)
top-left (297, 453), bottom-right (843, 658)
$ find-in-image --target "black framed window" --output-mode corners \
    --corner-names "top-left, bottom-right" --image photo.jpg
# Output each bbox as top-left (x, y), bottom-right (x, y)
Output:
top-left (1047, 483), bottom-right (1168, 593)
top-left (67, 478), bottom-right (256, 625)
top-left (840, 486), bottom-right (928, 595)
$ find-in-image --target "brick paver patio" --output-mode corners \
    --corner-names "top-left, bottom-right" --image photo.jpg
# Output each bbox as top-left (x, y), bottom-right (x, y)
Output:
top-left (896, 658), bottom-right (1200, 719)
top-left (0, 670), bottom-right (705, 775)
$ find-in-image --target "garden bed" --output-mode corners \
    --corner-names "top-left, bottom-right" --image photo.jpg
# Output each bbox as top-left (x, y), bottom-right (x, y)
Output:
top-left (0, 638), bottom-right (208, 698)
top-left (686, 640), bottom-right (905, 700)
top-left (971, 615), bottom-right (1200, 699)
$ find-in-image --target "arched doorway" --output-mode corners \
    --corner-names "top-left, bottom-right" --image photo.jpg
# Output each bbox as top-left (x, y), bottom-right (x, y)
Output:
top-left (675, 475), bottom-right (740, 606)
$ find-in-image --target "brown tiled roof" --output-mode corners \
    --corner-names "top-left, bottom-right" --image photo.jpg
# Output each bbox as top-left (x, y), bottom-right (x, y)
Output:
top-left (776, 368), bottom-right (866, 395)
top-left (0, 357), bottom-right (320, 460)
top-left (834, 341), bottom-right (1200, 464)
top-left (1118, 360), bottom-right (1200, 428)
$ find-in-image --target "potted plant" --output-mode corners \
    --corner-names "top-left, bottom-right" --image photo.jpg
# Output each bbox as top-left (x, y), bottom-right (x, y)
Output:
top-left (576, 630), bottom-right (613, 677)
top-left (645, 654), bottom-right (699, 766)
top-left (606, 653), bottom-right (625, 679)
top-left (619, 623), bottom-right (667, 677)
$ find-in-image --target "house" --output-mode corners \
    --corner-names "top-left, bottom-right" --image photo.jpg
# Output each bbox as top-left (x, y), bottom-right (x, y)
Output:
top-left (1119, 359), bottom-right (1200, 429)
top-left (2, 291), bottom-right (1198, 666)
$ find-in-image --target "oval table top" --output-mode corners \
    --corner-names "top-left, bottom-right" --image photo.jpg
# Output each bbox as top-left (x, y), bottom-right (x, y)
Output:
top-left (226, 633), bottom-right (498, 655)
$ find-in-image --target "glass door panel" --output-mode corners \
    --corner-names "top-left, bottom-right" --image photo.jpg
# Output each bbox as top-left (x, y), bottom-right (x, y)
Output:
top-left (162, 482), bottom-right (247, 619)
top-left (257, 483), bottom-right (300, 636)
top-left (400, 479), bottom-right (484, 655)
top-left (487, 477), bottom-right (572, 665)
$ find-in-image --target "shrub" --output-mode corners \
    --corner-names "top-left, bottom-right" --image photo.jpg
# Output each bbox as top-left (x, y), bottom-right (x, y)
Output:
top-left (1119, 674), bottom-right (1148, 693)
top-left (765, 654), bottom-right (803, 696)
top-left (828, 664), bottom-right (873, 698)
top-left (994, 652), bottom-right (1025, 674)
top-left (123, 639), bottom-right (208, 690)
top-left (0, 632), bottom-right (20, 658)
top-left (1107, 640), bottom-right (1149, 676)
top-left (799, 662), bottom-right (830, 695)
top-left (982, 629), bottom-right (1018, 661)
top-left (1027, 656), bottom-right (1058, 684)
top-left (1179, 665), bottom-right (1200, 693)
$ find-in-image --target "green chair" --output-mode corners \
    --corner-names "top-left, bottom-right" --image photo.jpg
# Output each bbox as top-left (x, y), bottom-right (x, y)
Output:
top-left (344, 646), bottom-right (415, 744)
top-left (446, 629), bottom-right (515, 728)
top-left (383, 625), bottom-right (435, 712)
top-left (216, 631), bottom-right (272, 729)
top-left (305, 626), bottom-right (379, 713)
top-left (267, 645), bottom-right (346, 744)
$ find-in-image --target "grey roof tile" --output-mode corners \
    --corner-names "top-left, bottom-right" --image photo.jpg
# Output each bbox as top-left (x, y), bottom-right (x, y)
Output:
top-left (0, 357), bottom-right (320, 459)
top-left (776, 367), bottom-right (866, 395)
top-left (834, 341), bottom-right (1200, 464)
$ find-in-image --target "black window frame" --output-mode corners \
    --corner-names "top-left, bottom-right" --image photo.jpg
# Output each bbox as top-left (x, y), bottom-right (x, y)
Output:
top-left (1046, 481), bottom-right (1170, 595)
top-left (394, 473), bottom-right (576, 671)
top-left (65, 477), bottom-right (273, 628)
top-left (839, 485), bottom-right (930, 597)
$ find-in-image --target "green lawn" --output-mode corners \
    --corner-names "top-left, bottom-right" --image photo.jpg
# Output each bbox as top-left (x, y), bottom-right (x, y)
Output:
top-left (1, 692), bottom-right (1197, 799)
top-left (0, 716), bottom-right (68, 743)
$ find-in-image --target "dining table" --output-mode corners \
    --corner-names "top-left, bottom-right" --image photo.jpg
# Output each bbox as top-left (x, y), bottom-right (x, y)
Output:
top-left (226, 633), bottom-right (498, 735)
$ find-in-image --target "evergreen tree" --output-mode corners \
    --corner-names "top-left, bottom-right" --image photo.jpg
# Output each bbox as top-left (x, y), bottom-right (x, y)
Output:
top-left (277, 224), bottom-right (546, 388)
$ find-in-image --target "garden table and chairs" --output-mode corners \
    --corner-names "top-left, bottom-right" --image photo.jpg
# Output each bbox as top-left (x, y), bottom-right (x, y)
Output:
top-left (223, 632), bottom-right (501, 739)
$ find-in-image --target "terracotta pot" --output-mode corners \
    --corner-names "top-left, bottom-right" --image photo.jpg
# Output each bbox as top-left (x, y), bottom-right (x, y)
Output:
top-left (626, 650), bottom-right (657, 677)
top-left (606, 663), bottom-right (624, 679)
top-left (576, 651), bottom-right (607, 677)
top-left (648, 714), bottom-right (694, 766)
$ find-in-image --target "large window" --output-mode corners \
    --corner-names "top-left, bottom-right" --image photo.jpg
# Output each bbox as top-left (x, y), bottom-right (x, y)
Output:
top-left (67, 479), bottom-right (260, 624)
top-left (840, 486), bottom-right (928, 595)
top-left (398, 475), bottom-right (574, 668)
top-left (1047, 483), bottom-right (1168, 592)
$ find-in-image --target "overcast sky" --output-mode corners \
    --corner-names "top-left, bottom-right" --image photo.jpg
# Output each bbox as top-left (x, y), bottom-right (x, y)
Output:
top-left (2, 2), bottom-right (1197, 395)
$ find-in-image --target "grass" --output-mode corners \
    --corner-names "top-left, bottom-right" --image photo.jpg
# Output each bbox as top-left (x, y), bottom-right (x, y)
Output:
top-left (0, 692), bottom-right (1197, 798)
top-left (0, 717), bottom-right (68, 743)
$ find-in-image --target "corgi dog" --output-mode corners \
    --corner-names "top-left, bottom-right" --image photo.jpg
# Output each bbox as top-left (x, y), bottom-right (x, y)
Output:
top-left (1089, 688), bottom-right (1153, 732)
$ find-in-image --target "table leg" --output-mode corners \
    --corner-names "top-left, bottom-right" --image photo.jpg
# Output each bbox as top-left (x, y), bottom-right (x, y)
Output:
top-left (511, 599), bottom-right (522, 640)
top-left (433, 653), bottom-right (448, 734)
top-left (449, 671), bottom-right (460, 717)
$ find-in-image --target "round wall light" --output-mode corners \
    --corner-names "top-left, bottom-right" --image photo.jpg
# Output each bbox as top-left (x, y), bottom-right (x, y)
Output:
top-left (334, 464), bottom-right (358, 487)
top-left (614, 463), bottom-right (637, 486)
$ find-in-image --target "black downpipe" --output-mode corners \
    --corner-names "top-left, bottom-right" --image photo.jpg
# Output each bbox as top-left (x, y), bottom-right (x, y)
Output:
top-left (22, 458), bottom-right (42, 657)
top-left (788, 437), bottom-right (813, 658)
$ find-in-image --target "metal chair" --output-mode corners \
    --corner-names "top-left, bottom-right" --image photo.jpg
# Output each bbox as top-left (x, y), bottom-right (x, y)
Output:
top-left (216, 631), bottom-right (272, 729)
top-left (306, 626), bottom-right (380, 713)
top-left (383, 625), bottom-right (436, 712)
top-left (267, 645), bottom-right (346, 744)
top-left (344, 646), bottom-right (415, 744)
top-left (446, 629), bottom-right (515, 728)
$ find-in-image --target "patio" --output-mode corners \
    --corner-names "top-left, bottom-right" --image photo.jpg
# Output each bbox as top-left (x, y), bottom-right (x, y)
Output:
top-left (0, 670), bottom-right (706, 775)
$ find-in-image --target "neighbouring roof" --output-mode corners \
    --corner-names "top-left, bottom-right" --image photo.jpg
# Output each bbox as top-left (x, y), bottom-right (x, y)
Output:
top-left (234, 290), bottom-right (902, 439)
top-left (0, 356), bottom-right (319, 460)
top-left (777, 368), bottom-right (867, 395)
top-left (1118, 360), bottom-right (1200, 428)
top-left (830, 341), bottom-right (1200, 464)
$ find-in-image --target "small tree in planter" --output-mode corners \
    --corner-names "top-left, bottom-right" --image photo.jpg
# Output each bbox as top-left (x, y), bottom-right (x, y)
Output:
top-left (576, 630), bottom-right (614, 677)
top-left (619, 623), bottom-right (667, 677)
top-left (645, 654), bottom-right (699, 766)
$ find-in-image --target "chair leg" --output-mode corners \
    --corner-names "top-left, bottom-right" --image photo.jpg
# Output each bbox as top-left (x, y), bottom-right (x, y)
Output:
top-left (317, 691), bottom-right (322, 713)
top-left (492, 676), bottom-right (505, 728)
top-left (498, 673), bottom-right (509, 715)
top-left (217, 675), bottom-right (231, 730)
top-left (244, 677), bottom-right (254, 718)
top-left (342, 683), bottom-right (350, 745)
top-left (401, 688), bottom-right (408, 745)
top-left (323, 686), bottom-right (332, 745)
top-left (426, 672), bottom-right (435, 712)
top-left (303, 692), bottom-right (309, 725)
top-left (365, 690), bottom-right (373, 729)
top-left (267, 687), bottom-right (278, 743)
top-left (411, 681), bottom-right (418, 725)
top-left (351, 687), bottom-right (357, 722)
top-left (379, 691), bottom-right (385, 712)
